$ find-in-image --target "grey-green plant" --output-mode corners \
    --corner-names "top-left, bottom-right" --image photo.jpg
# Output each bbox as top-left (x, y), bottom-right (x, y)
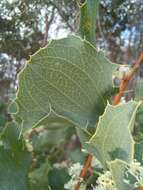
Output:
top-left (1, 0), bottom-right (143, 190)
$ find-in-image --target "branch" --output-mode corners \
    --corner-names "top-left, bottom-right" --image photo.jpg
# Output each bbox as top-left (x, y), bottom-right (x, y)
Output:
top-left (49, 1), bottom-right (74, 31)
top-left (79, 0), bottom-right (100, 45)
top-left (74, 154), bottom-right (93, 190)
top-left (112, 52), bottom-right (143, 105)
top-left (74, 52), bottom-right (143, 190)
top-left (42, 7), bottom-right (55, 47)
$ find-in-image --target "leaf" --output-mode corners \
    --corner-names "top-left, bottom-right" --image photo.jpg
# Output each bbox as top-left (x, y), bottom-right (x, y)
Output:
top-left (110, 160), bottom-right (133, 190)
top-left (0, 101), bottom-right (6, 112)
top-left (13, 35), bottom-right (118, 131)
top-left (48, 168), bottom-right (70, 190)
top-left (0, 115), bottom-right (7, 128)
top-left (31, 112), bottom-right (76, 152)
top-left (67, 149), bottom-right (86, 164)
top-left (29, 159), bottom-right (70, 190)
top-left (32, 127), bottom-right (70, 152)
top-left (37, 111), bottom-right (75, 130)
top-left (0, 122), bottom-right (31, 190)
top-left (89, 101), bottom-right (141, 168)
top-left (29, 159), bottom-right (50, 190)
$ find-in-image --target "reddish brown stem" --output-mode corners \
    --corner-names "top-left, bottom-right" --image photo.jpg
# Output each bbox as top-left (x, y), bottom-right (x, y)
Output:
top-left (137, 187), bottom-right (143, 190)
top-left (75, 52), bottom-right (143, 190)
top-left (112, 52), bottom-right (143, 105)
top-left (74, 154), bottom-right (93, 190)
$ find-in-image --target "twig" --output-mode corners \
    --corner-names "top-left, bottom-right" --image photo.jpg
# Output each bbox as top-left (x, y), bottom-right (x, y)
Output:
top-left (112, 52), bottom-right (143, 105)
top-left (74, 52), bottom-right (143, 190)
top-left (74, 154), bottom-right (93, 190)
top-left (42, 7), bottom-right (55, 47)
top-left (137, 187), bottom-right (143, 190)
top-left (49, 1), bottom-right (74, 32)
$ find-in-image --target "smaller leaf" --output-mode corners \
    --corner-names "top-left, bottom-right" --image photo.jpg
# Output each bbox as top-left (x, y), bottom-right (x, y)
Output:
top-left (8, 100), bottom-right (18, 114)
top-left (89, 101), bottom-right (141, 168)
top-left (48, 168), bottom-right (70, 190)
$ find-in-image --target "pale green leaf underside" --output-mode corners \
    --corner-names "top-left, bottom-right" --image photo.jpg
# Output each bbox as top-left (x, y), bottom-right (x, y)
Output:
top-left (14, 35), bottom-right (118, 130)
top-left (89, 101), bottom-right (141, 168)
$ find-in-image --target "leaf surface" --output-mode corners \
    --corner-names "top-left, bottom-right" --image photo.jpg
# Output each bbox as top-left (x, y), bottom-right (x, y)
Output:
top-left (13, 35), bottom-right (118, 130)
top-left (89, 101), bottom-right (141, 168)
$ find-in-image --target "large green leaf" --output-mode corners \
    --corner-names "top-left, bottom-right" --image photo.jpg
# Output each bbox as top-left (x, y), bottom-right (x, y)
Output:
top-left (13, 35), bottom-right (118, 131)
top-left (89, 101), bottom-right (141, 168)
top-left (0, 122), bottom-right (31, 190)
